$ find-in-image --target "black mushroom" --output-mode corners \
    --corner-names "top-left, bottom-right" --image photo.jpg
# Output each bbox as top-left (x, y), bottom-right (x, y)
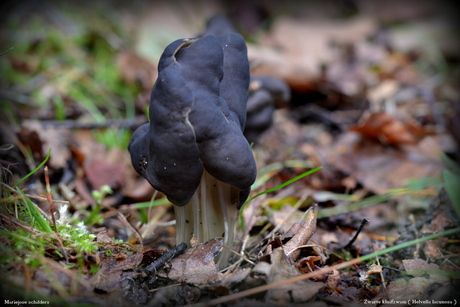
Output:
top-left (197, 14), bottom-right (291, 144)
top-left (244, 75), bottom-right (291, 143)
top-left (128, 33), bottom-right (257, 266)
top-left (198, 14), bottom-right (236, 37)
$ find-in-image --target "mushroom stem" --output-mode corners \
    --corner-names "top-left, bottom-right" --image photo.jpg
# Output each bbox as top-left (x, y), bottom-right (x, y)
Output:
top-left (174, 170), bottom-right (239, 267)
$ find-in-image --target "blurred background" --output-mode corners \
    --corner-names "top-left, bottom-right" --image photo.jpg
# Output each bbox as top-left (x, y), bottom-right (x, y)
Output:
top-left (1, 0), bottom-right (459, 223)
top-left (1, 0), bottom-right (460, 303)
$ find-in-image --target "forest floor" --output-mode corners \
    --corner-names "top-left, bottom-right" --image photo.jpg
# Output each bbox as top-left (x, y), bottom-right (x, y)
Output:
top-left (0, 1), bottom-right (459, 306)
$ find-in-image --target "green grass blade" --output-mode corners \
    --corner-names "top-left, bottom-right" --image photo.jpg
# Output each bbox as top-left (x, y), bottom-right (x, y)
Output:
top-left (443, 169), bottom-right (460, 220)
top-left (440, 152), bottom-right (460, 174)
top-left (358, 227), bottom-right (460, 262)
top-left (132, 197), bottom-right (170, 209)
top-left (0, 47), bottom-right (14, 56)
top-left (318, 175), bottom-right (442, 218)
top-left (13, 148), bottom-right (51, 188)
top-left (251, 160), bottom-right (314, 191)
top-left (10, 148), bottom-right (53, 232)
top-left (247, 166), bottom-right (323, 203)
top-left (16, 188), bottom-right (53, 233)
top-left (318, 190), bottom-right (402, 218)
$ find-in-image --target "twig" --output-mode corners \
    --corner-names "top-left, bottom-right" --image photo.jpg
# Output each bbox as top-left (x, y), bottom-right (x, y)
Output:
top-left (224, 245), bottom-right (256, 267)
top-left (341, 217), bottom-right (369, 250)
top-left (44, 166), bottom-right (70, 262)
top-left (376, 257), bottom-right (388, 298)
top-left (0, 212), bottom-right (36, 234)
top-left (145, 242), bottom-right (187, 273)
top-left (25, 195), bottom-right (70, 205)
top-left (44, 167), bottom-right (58, 232)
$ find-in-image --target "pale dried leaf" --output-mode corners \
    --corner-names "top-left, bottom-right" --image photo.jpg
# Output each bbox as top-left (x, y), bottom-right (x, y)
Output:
top-left (164, 238), bottom-right (223, 285)
top-left (248, 16), bottom-right (377, 92)
top-left (403, 258), bottom-right (451, 276)
top-left (266, 249), bottom-right (325, 303)
top-left (280, 204), bottom-right (317, 261)
top-left (324, 131), bottom-right (443, 194)
top-left (386, 275), bottom-right (450, 301)
top-left (20, 120), bottom-right (73, 169)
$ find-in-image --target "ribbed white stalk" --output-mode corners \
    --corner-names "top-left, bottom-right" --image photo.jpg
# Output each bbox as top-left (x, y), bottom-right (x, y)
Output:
top-left (174, 170), bottom-right (239, 268)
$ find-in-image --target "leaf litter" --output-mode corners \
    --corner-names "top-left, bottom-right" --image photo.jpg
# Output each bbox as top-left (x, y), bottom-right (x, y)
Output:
top-left (1, 1), bottom-right (459, 306)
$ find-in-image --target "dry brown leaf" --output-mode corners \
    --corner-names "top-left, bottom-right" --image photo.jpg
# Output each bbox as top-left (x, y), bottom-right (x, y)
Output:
top-left (374, 259), bottom-right (450, 302)
top-left (326, 269), bottom-right (341, 291)
top-left (248, 16), bottom-right (377, 93)
top-left (420, 213), bottom-right (456, 259)
top-left (366, 264), bottom-right (383, 275)
top-left (324, 131), bottom-right (443, 194)
top-left (84, 158), bottom-right (126, 191)
top-left (163, 238), bottom-right (223, 285)
top-left (117, 51), bottom-right (157, 91)
top-left (279, 204), bottom-right (317, 261)
top-left (18, 120), bottom-right (74, 169)
top-left (90, 245), bottom-right (143, 292)
top-left (349, 111), bottom-right (430, 145)
top-left (269, 205), bottom-right (305, 235)
top-left (266, 248), bottom-right (325, 304)
top-left (385, 275), bottom-right (450, 302)
top-left (403, 258), bottom-right (441, 276)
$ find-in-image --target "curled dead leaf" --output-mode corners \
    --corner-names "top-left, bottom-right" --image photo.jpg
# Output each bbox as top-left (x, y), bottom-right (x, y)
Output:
top-left (349, 111), bottom-right (430, 145)
top-left (162, 238), bottom-right (223, 285)
top-left (266, 249), bottom-right (325, 303)
top-left (278, 204), bottom-right (318, 261)
top-left (366, 264), bottom-right (383, 275)
top-left (326, 269), bottom-right (341, 291)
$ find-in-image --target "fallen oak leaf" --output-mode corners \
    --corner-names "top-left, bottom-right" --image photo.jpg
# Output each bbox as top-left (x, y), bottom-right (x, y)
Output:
top-left (90, 244), bottom-right (143, 292)
top-left (266, 248), bottom-right (325, 304)
top-left (144, 242), bottom-right (187, 273)
top-left (402, 258), bottom-right (446, 278)
top-left (349, 111), bottom-right (431, 145)
top-left (160, 238), bottom-right (223, 285)
top-left (18, 120), bottom-right (74, 170)
top-left (374, 257), bottom-right (451, 303)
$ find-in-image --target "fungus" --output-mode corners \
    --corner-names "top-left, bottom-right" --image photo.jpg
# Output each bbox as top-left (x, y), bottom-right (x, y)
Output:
top-left (198, 14), bottom-right (236, 37)
top-left (244, 76), bottom-right (291, 143)
top-left (128, 34), bottom-right (256, 267)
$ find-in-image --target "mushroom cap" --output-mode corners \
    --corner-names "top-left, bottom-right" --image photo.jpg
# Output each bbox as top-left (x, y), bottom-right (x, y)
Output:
top-left (129, 34), bottom-right (256, 207)
top-left (198, 15), bottom-right (236, 37)
top-left (243, 76), bottom-right (291, 143)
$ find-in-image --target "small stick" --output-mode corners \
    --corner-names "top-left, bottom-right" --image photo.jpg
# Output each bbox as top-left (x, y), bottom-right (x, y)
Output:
top-left (44, 167), bottom-right (69, 262)
top-left (342, 217), bottom-right (370, 250)
top-left (44, 166), bottom-right (58, 232)
top-left (145, 242), bottom-right (187, 273)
